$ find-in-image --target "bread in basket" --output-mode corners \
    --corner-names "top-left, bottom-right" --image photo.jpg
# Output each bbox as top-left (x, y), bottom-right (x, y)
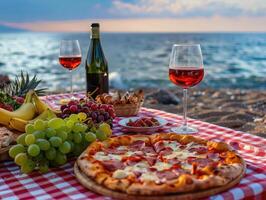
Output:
top-left (95, 90), bottom-right (144, 117)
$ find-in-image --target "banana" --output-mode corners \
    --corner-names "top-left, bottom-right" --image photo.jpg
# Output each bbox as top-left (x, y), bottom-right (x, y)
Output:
top-left (9, 117), bottom-right (28, 132)
top-left (29, 108), bottom-right (57, 123)
top-left (0, 91), bottom-right (59, 130)
top-left (8, 108), bottom-right (57, 132)
top-left (0, 91), bottom-right (36, 126)
top-left (32, 93), bottom-right (59, 115)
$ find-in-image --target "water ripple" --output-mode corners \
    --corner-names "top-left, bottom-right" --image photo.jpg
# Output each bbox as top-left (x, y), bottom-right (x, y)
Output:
top-left (0, 32), bottom-right (265, 90)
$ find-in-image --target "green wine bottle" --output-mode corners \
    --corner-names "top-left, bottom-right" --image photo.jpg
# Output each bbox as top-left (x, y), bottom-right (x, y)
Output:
top-left (86, 23), bottom-right (109, 98)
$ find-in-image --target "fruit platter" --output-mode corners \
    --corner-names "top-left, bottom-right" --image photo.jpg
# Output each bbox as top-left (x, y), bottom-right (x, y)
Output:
top-left (0, 72), bottom-right (115, 173)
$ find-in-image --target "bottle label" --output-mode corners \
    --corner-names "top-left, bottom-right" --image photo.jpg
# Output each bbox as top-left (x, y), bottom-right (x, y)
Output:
top-left (91, 27), bottom-right (100, 39)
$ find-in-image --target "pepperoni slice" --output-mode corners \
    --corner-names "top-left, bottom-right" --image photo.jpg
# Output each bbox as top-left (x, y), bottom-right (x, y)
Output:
top-left (188, 147), bottom-right (208, 154)
top-left (156, 170), bottom-right (178, 180)
top-left (159, 147), bottom-right (173, 156)
top-left (101, 160), bottom-right (125, 171)
top-left (144, 156), bottom-right (157, 166)
top-left (142, 146), bottom-right (156, 155)
top-left (124, 156), bottom-right (144, 166)
top-left (133, 171), bottom-right (142, 177)
top-left (166, 157), bottom-right (181, 165)
top-left (153, 140), bottom-right (165, 153)
top-left (129, 140), bottom-right (145, 151)
top-left (133, 151), bottom-right (144, 156)
top-left (172, 168), bottom-right (186, 175)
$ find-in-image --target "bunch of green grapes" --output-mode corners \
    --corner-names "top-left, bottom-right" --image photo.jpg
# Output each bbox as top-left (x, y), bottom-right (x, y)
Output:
top-left (9, 113), bottom-right (112, 174)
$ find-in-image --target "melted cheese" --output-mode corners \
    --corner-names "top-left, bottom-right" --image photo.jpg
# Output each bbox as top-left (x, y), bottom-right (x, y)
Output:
top-left (153, 161), bottom-right (172, 171)
top-left (186, 142), bottom-right (204, 149)
top-left (139, 172), bottom-right (159, 182)
top-left (163, 141), bottom-right (180, 151)
top-left (112, 169), bottom-right (128, 179)
top-left (125, 151), bottom-right (135, 156)
top-left (117, 146), bottom-right (127, 150)
top-left (94, 151), bottom-right (122, 161)
top-left (182, 163), bottom-right (193, 171)
top-left (112, 161), bottom-right (149, 179)
top-left (164, 150), bottom-right (193, 160)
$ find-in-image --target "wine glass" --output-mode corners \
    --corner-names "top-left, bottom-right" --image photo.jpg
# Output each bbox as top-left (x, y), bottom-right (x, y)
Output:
top-left (169, 44), bottom-right (204, 134)
top-left (59, 40), bottom-right (82, 98)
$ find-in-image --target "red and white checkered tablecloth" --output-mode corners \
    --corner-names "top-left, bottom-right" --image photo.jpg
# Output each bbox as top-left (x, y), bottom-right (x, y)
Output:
top-left (1, 92), bottom-right (266, 200)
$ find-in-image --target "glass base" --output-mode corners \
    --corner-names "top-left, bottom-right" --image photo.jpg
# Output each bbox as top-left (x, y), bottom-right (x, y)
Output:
top-left (170, 125), bottom-right (198, 134)
top-left (70, 95), bottom-right (77, 100)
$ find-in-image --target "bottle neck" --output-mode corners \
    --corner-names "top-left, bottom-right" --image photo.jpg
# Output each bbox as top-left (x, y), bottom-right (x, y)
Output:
top-left (91, 27), bottom-right (100, 39)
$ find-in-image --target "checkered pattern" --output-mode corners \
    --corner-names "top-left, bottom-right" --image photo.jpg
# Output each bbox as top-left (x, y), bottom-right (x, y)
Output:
top-left (1, 93), bottom-right (266, 200)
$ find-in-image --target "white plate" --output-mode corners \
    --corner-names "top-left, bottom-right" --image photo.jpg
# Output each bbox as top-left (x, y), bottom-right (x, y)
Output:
top-left (118, 117), bottom-right (168, 133)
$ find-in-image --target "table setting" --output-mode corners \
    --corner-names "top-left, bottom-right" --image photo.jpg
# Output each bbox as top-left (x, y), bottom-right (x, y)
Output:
top-left (0, 23), bottom-right (266, 200)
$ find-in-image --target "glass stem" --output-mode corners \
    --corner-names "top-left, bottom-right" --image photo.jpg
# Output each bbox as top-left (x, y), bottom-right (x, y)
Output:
top-left (70, 70), bottom-right (73, 95)
top-left (183, 88), bottom-right (188, 128)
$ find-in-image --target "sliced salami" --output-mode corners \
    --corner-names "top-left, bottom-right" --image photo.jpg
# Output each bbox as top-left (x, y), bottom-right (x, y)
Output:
top-left (153, 141), bottom-right (165, 153)
top-left (156, 170), bottom-right (178, 180)
top-left (124, 156), bottom-right (143, 166)
top-left (166, 157), bottom-right (181, 165)
top-left (101, 160), bottom-right (125, 171)
top-left (129, 140), bottom-right (145, 151)
top-left (159, 147), bottom-right (173, 156)
top-left (188, 147), bottom-right (208, 154)
top-left (142, 146), bottom-right (156, 155)
top-left (144, 156), bottom-right (157, 166)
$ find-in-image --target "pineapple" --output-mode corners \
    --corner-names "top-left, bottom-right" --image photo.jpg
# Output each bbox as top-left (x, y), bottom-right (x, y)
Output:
top-left (1, 71), bottom-right (47, 97)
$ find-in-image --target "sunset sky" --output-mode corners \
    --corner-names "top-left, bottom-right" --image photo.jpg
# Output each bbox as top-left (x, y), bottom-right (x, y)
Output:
top-left (0, 0), bottom-right (266, 32)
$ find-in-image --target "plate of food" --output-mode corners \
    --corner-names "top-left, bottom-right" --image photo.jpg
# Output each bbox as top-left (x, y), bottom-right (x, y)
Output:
top-left (118, 117), bottom-right (168, 133)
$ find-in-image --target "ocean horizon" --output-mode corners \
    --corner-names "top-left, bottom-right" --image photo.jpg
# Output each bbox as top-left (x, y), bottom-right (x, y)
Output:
top-left (0, 31), bottom-right (266, 91)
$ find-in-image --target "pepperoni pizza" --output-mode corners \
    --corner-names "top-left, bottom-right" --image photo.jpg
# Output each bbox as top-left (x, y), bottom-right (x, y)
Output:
top-left (76, 133), bottom-right (245, 195)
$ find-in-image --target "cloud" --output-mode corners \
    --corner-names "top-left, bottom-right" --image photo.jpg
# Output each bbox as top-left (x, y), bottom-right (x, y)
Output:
top-left (3, 17), bottom-right (266, 32)
top-left (111, 0), bottom-right (266, 17)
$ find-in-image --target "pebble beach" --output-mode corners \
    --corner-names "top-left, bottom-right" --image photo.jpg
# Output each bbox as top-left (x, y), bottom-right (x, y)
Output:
top-left (144, 88), bottom-right (266, 137)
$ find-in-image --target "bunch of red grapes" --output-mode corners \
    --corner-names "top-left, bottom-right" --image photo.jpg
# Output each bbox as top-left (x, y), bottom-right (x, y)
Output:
top-left (59, 99), bottom-right (115, 126)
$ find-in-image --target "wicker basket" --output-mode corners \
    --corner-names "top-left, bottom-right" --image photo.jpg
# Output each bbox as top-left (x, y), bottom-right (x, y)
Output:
top-left (114, 101), bottom-right (143, 117)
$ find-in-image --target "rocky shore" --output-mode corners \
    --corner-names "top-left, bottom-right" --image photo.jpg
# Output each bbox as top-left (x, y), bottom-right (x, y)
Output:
top-left (144, 88), bottom-right (266, 138)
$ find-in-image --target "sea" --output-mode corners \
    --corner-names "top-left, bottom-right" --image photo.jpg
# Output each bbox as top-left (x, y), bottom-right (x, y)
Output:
top-left (0, 32), bottom-right (266, 91)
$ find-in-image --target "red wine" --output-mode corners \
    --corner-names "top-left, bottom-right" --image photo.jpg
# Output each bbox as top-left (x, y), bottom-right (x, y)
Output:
top-left (169, 67), bottom-right (204, 88)
top-left (59, 56), bottom-right (81, 70)
top-left (86, 73), bottom-right (108, 97)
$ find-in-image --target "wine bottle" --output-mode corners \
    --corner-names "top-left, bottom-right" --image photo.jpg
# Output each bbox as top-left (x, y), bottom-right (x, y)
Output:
top-left (85, 23), bottom-right (109, 98)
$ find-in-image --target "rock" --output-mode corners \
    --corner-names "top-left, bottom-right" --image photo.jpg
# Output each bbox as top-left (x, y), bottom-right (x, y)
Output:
top-left (221, 113), bottom-right (254, 122)
top-left (215, 120), bottom-right (245, 129)
top-left (220, 102), bottom-right (247, 109)
top-left (194, 111), bottom-right (233, 119)
top-left (239, 123), bottom-right (256, 132)
top-left (0, 75), bottom-right (10, 88)
top-left (202, 116), bottom-right (221, 123)
top-left (146, 89), bottom-right (180, 105)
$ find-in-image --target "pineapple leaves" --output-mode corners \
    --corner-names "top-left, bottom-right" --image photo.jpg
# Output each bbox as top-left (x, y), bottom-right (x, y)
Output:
top-left (0, 71), bottom-right (47, 97)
